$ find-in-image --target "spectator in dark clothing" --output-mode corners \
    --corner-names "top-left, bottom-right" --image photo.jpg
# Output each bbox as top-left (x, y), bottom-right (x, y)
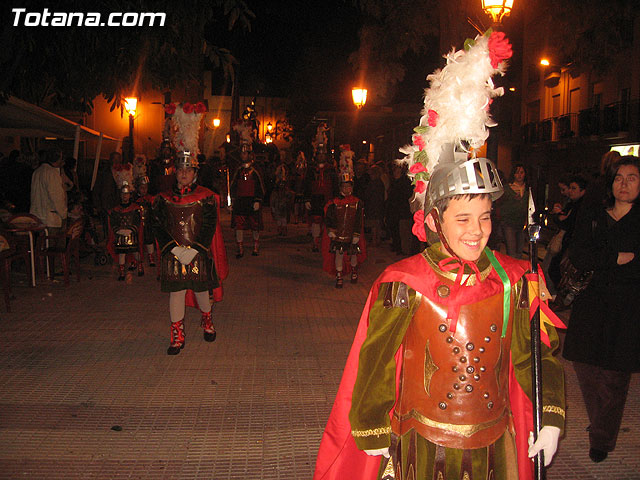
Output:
top-left (353, 160), bottom-right (370, 201)
top-left (92, 152), bottom-right (123, 241)
top-left (548, 174), bottom-right (588, 286)
top-left (581, 150), bottom-right (621, 211)
top-left (0, 150), bottom-right (32, 212)
top-left (197, 154), bottom-right (215, 191)
top-left (385, 163), bottom-right (413, 254)
top-left (363, 164), bottom-right (386, 246)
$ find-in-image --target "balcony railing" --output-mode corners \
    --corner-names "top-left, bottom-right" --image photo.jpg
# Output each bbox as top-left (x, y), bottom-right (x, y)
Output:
top-left (522, 100), bottom-right (638, 144)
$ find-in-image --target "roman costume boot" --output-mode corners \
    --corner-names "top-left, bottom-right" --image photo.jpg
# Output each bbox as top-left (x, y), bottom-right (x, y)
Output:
top-left (351, 265), bottom-right (358, 284)
top-left (335, 271), bottom-right (343, 289)
top-left (236, 241), bottom-right (244, 259)
top-left (117, 264), bottom-right (126, 281)
top-left (167, 320), bottom-right (185, 355)
top-left (201, 311), bottom-right (216, 342)
top-left (148, 253), bottom-right (156, 267)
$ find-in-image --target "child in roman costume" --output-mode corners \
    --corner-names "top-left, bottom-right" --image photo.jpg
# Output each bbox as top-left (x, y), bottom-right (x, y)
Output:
top-left (314, 31), bottom-right (565, 480)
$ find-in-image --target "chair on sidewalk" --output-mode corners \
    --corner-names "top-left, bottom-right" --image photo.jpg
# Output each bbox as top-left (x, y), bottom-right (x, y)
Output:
top-left (35, 219), bottom-right (83, 286)
top-left (5, 213), bottom-right (43, 282)
top-left (0, 231), bottom-right (17, 312)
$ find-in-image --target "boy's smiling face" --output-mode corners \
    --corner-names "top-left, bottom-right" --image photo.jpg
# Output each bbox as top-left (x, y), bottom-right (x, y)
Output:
top-left (427, 195), bottom-right (493, 262)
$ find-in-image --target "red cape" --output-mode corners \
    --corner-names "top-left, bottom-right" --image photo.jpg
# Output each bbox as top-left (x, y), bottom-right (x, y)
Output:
top-left (156, 187), bottom-right (229, 308)
top-left (313, 251), bottom-right (538, 480)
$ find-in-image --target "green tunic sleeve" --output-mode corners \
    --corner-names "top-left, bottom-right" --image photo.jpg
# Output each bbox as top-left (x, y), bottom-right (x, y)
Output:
top-left (349, 282), bottom-right (419, 450)
top-left (511, 278), bottom-right (566, 433)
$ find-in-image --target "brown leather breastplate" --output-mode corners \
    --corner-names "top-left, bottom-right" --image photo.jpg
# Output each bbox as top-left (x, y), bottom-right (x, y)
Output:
top-left (165, 201), bottom-right (203, 247)
top-left (391, 278), bottom-right (515, 449)
top-left (335, 200), bottom-right (359, 242)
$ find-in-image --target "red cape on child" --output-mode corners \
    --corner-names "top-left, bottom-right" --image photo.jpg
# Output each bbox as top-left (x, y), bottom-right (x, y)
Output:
top-left (313, 250), bottom-right (558, 480)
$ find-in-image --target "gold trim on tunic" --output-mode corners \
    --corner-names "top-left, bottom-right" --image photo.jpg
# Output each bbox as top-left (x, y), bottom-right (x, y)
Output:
top-left (543, 405), bottom-right (565, 418)
top-left (351, 426), bottom-right (392, 437)
top-left (394, 407), bottom-right (506, 438)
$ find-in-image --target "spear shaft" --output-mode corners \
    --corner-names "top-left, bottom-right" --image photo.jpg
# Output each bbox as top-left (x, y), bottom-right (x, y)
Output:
top-left (527, 187), bottom-right (545, 480)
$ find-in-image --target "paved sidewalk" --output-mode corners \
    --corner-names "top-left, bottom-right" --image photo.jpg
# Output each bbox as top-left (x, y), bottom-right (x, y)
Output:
top-left (0, 211), bottom-right (638, 479)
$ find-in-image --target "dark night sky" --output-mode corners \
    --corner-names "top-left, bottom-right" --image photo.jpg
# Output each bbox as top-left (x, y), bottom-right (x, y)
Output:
top-left (209, 0), bottom-right (363, 106)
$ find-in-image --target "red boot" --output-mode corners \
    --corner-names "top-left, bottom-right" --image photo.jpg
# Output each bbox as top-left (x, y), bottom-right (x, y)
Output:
top-left (137, 262), bottom-right (144, 277)
top-left (252, 239), bottom-right (259, 256)
top-left (167, 320), bottom-right (185, 355)
top-left (236, 241), bottom-right (244, 259)
top-left (117, 264), bottom-right (125, 281)
top-left (351, 265), bottom-right (358, 284)
top-left (148, 253), bottom-right (156, 267)
top-left (201, 311), bottom-right (216, 342)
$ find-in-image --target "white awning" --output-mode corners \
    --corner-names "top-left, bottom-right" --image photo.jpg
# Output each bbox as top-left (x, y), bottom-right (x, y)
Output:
top-left (0, 96), bottom-right (119, 141)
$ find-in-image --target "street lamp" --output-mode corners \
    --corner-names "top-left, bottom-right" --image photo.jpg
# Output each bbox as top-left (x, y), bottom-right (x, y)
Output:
top-left (481, 0), bottom-right (514, 25)
top-left (124, 97), bottom-right (137, 163)
top-left (212, 118), bottom-right (221, 128)
top-left (352, 88), bottom-right (367, 109)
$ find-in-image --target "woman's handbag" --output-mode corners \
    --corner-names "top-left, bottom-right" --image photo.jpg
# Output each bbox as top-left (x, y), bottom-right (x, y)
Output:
top-left (556, 220), bottom-right (596, 306)
top-left (557, 254), bottom-right (594, 305)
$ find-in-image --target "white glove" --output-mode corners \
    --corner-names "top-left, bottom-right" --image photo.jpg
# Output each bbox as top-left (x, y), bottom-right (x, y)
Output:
top-left (528, 426), bottom-right (561, 467)
top-left (305, 201), bottom-right (311, 210)
top-left (328, 231), bottom-right (336, 239)
top-left (253, 202), bottom-right (260, 211)
top-left (181, 248), bottom-right (198, 265)
top-left (352, 236), bottom-right (360, 244)
top-left (364, 448), bottom-right (390, 458)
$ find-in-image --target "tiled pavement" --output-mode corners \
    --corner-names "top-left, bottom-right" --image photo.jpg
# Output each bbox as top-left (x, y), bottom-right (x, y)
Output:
top-left (0, 211), bottom-right (638, 479)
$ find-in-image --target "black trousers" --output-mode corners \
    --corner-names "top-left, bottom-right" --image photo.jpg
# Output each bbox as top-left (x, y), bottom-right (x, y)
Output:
top-left (573, 361), bottom-right (632, 452)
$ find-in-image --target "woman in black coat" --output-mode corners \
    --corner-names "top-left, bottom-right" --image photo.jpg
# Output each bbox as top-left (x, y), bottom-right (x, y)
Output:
top-left (562, 155), bottom-right (640, 463)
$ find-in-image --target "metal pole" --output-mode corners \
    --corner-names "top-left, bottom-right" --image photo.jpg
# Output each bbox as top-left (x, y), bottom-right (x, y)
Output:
top-left (527, 219), bottom-right (545, 480)
top-left (128, 114), bottom-right (134, 163)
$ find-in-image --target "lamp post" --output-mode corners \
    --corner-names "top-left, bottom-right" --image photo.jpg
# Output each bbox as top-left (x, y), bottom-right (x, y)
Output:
top-left (351, 88), bottom-right (367, 109)
top-left (124, 97), bottom-right (137, 163)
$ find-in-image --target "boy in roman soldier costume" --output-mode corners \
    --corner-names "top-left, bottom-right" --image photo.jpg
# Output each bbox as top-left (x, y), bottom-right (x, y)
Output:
top-left (304, 145), bottom-right (337, 252)
top-left (134, 175), bottom-right (156, 267)
top-left (323, 172), bottom-right (367, 288)
top-left (107, 181), bottom-right (144, 280)
top-left (152, 102), bottom-right (228, 356)
top-left (230, 142), bottom-right (265, 258)
top-left (314, 31), bottom-right (565, 480)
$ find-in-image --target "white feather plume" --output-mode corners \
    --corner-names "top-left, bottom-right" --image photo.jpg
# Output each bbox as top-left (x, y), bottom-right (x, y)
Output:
top-left (172, 105), bottom-right (204, 155)
top-left (399, 31), bottom-right (510, 210)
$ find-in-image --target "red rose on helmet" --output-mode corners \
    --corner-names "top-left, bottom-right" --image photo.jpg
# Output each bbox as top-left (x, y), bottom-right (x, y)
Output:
top-left (413, 134), bottom-right (426, 151)
top-left (410, 162), bottom-right (427, 174)
top-left (427, 109), bottom-right (439, 127)
top-left (488, 31), bottom-right (513, 68)
top-left (414, 180), bottom-right (426, 194)
top-left (165, 103), bottom-right (176, 115)
top-left (412, 210), bottom-right (427, 242)
top-left (182, 102), bottom-right (194, 114)
top-left (195, 102), bottom-right (207, 114)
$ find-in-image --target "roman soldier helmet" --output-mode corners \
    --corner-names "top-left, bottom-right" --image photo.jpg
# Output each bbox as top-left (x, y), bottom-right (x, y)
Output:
top-left (175, 150), bottom-right (199, 170)
top-left (135, 175), bottom-right (150, 187)
top-left (241, 142), bottom-right (253, 153)
top-left (120, 180), bottom-right (134, 194)
top-left (339, 171), bottom-right (354, 184)
top-left (399, 30), bottom-right (512, 227)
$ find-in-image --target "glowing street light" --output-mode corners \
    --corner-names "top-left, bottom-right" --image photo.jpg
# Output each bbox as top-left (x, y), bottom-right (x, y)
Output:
top-left (481, 0), bottom-right (514, 24)
top-left (352, 88), bottom-right (367, 109)
top-left (540, 58), bottom-right (550, 66)
top-left (212, 118), bottom-right (221, 128)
